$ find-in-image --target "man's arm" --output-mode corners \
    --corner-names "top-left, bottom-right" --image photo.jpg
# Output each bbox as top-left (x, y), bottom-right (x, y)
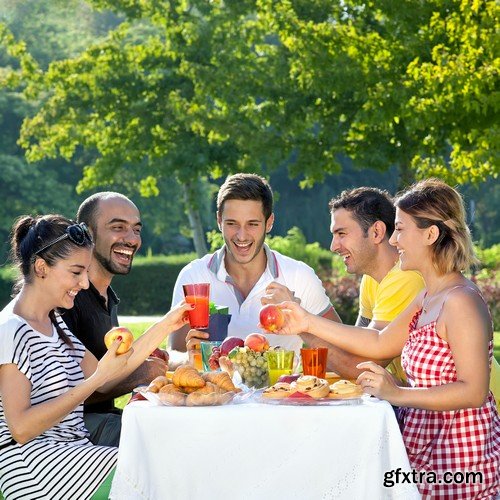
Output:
top-left (300, 314), bottom-right (393, 378)
top-left (169, 324), bottom-right (191, 352)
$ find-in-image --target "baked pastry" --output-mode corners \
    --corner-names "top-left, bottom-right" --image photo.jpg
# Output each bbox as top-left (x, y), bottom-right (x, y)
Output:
top-left (186, 390), bottom-right (234, 407)
top-left (172, 365), bottom-right (205, 388)
top-left (328, 379), bottom-right (363, 398)
top-left (158, 383), bottom-right (186, 406)
top-left (262, 382), bottom-right (293, 399)
top-left (147, 375), bottom-right (169, 393)
top-left (293, 375), bottom-right (330, 398)
top-left (194, 382), bottom-right (221, 395)
top-left (202, 371), bottom-right (241, 393)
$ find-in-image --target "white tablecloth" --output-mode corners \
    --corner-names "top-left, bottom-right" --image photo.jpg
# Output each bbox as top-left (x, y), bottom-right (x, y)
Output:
top-left (110, 398), bottom-right (420, 500)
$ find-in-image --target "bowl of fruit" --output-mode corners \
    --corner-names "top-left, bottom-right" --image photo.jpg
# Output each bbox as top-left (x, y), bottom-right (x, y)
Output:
top-left (228, 334), bottom-right (271, 389)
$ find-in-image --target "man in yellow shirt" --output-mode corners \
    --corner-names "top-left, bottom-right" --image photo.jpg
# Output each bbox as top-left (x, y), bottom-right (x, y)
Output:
top-left (301, 187), bottom-right (425, 380)
top-left (303, 186), bottom-right (499, 412)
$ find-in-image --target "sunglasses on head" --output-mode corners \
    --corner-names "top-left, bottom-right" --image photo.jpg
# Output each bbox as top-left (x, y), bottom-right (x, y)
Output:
top-left (35, 223), bottom-right (93, 255)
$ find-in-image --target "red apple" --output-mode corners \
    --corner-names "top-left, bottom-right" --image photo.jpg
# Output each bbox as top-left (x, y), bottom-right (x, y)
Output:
top-left (104, 326), bottom-right (134, 355)
top-left (259, 304), bottom-right (285, 332)
top-left (244, 333), bottom-right (270, 352)
top-left (220, 336), bottom-right (245, 356)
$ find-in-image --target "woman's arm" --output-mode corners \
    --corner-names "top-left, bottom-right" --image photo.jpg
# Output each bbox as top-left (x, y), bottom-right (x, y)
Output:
top-left (276, 293), bottom-right (423, 360)
top-left (0, 339), bottom-right (127, 444)
top-left (81, 301), bottom-right (192, 394)
top-left (357, 288), bottom-right (492, 410)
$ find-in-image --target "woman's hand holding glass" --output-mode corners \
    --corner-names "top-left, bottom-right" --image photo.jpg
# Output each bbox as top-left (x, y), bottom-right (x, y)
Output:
top-left (159, 300), bottom-right (193, 333)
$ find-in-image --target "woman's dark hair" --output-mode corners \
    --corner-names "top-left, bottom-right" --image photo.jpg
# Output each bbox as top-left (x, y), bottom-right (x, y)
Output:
top-left (10, 214), bottom-right (93, 347)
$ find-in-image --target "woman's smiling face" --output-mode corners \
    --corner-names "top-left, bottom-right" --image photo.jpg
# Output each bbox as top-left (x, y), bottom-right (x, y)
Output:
top-left (389, 208), bottom-right (431, 272)
top-left (42, 247), bottom-right (92, 309)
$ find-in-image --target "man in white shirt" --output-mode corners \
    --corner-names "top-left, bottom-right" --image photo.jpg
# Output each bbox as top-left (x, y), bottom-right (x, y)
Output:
top-left (170, 173), bottom-right (340, 355)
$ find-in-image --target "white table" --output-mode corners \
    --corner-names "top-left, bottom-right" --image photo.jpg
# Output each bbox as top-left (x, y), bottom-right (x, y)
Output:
top-left (110, 398), bottom-right (420, 500)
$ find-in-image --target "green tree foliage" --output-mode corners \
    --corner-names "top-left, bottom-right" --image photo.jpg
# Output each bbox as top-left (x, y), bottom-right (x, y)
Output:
top-left (0, 0), bottom-right (497, 257)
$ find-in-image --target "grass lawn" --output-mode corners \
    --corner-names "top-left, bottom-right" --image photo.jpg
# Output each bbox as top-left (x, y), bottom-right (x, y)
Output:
top-left (494, 331), bottom-right (500, 364)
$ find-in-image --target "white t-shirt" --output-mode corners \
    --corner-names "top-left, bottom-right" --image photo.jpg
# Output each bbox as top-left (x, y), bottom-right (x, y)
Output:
top-left (171, 245), bottom-right (333, 353)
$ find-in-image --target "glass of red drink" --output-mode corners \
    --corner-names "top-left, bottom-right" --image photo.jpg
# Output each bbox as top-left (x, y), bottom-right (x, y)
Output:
top-left (182, 283), bottom-right (210, 329)
top-left (300, 347), bottom-right (328, 379)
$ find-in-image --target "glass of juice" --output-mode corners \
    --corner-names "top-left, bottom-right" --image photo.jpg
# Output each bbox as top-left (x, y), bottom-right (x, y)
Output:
top-left (266, 349), bottom-right (295, 386)
top-left (300, 347), bottom-right (328, 379)
top-left (182, 283), bottom-right (210, 329)
top-left (188, 348), bottom-right (203, 371)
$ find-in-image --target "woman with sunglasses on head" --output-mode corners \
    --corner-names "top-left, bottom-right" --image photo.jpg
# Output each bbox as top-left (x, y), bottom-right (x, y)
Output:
top-left (0, 215), bottom-right (191, 500)
top-left (274, 179), bottom-right (499, 499)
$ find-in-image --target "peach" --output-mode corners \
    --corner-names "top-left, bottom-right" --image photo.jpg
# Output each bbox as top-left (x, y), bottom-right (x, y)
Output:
top-left (244, 333), bottom-right (270, 353)
top-left (259, 304), bottom-right (285, 332)
top-left (104, 326), bottom-right (134, 355)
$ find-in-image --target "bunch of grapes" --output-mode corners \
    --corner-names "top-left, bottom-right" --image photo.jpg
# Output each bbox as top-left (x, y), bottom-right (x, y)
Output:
top-left (208, 346), bottom-right (221, 370)
top-left (231, 347), bottom-right (269, 388)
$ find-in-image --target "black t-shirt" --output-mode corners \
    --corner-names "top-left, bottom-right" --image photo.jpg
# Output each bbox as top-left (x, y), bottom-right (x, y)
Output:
top-left (61, 281), bottom-right (120, 414)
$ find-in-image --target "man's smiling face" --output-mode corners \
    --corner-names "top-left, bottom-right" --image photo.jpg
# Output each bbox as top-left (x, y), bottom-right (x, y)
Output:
top-left (330, 208), bottom-right (376, 276)
top-left (92, 197), bottom-right (142, 275)
top-left (218, 199), bottom-right (273, 266)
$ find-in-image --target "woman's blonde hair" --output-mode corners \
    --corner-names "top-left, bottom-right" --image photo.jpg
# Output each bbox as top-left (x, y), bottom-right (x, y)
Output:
top-left (395, 179), bottom-right (479, 274)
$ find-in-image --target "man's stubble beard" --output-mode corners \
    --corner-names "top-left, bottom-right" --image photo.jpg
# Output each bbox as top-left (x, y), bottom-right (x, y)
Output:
top-left (224, 231), bottom-right (267, 266)
top-left (94, 248), bottom-right (133, 276)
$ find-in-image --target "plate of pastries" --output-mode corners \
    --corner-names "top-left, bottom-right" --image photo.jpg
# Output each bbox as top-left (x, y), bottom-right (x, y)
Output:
top-left (142, 365), bottom-right (242, 406)
top-left (261, 375), bottom-right (365, 405)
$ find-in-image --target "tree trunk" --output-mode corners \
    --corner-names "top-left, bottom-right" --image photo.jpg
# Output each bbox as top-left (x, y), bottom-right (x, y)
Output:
top-left (183, 180), bottom-right (208, 257)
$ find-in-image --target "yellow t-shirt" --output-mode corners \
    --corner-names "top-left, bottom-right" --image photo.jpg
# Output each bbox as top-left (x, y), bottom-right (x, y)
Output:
top-left (359, 264), bottom-right (425, 382)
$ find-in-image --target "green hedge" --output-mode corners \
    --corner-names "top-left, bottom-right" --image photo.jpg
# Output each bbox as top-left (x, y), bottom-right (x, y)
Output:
top-left (0, 253), bottom-right (196, 315)
top-left (111, 253), bottom-right (196, 315)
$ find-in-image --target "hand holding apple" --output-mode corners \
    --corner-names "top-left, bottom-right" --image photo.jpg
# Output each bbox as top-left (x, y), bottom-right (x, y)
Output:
top-left (259, 304), bottom-right (285, 333)
top-left (104, 327), bottom-right (134, 355)
top-left (265, 301), bottom-right (311, 335)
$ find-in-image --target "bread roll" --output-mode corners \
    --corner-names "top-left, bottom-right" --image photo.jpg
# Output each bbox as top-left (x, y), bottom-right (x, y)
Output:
top-left (293, 375), bottom-right (330, 398)
top-left (328, 379), bottom-right (363, 398)
top-left (262, 382), bottom-right (293, 399)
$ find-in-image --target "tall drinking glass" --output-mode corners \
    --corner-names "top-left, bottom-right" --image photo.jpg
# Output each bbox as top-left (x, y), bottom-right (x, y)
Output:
top-left (182, 283), bottom-right (210, 329)
top-left (300, 347), bottom-right (328, 379)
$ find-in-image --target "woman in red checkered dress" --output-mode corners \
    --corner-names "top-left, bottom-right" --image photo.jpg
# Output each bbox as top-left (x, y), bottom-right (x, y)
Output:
top-left (399, 289), bottom-right (499, 499)
top-left (275, 179), bottom-right (499, 499)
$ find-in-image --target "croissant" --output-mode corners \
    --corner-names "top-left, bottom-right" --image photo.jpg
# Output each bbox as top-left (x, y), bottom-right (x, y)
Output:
top-left (194, 382), bottom-right (220, 395)
top-left (158, 384), bottom-right (186, 406)
top-left (186, 390), bottom-right (235, 407)
top-left (202, 371), bottom-right (241, 393)
top-left (172, 365), bottom-right (205, 388)
top-left (147, 375), bottom-right (170, 393)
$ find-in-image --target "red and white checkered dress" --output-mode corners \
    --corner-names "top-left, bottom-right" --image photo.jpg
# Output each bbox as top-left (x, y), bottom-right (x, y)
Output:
top-left (400, 296), bottom-right (500, 499)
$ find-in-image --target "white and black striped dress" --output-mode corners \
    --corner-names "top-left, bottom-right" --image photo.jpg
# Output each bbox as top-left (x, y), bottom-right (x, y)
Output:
top-left (0, 304), bottom-right (117, 500)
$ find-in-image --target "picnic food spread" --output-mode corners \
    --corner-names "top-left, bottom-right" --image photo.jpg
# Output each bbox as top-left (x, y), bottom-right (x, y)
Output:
top-left (262, 375), bottom-right (363, 400)
top-left (145, 365), bottom-right (240, 406)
